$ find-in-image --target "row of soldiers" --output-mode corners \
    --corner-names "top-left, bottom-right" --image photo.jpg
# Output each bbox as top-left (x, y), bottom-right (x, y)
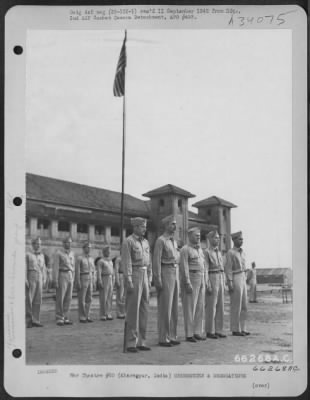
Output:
top-left (26, 239), bottom-right (125, 327)
top-left (26, 215), bottom-right (255, 353)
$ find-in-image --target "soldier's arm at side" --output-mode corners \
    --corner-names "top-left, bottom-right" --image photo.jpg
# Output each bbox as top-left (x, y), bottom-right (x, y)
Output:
top-left (152, 238), bottom-right (164, 288)
top-left (147, 252), bottom-right (152, 287)
top-left (179, 247), bottom-right (190, 285)
top-left (114, 258), bottom-right (120, 287)
top-left (96, 259), bottom-right (103, 288)
top-left (204, 251), bottom-right (211, 291)
top-left (75, 256), bottom-right (81, 288)
top-left (53, 252), bottom-right (60, 288)
top-left (224, 251), bottom-right (234, 291)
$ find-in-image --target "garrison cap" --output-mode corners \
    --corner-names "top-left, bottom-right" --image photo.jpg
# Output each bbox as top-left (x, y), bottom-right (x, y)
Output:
top-left (131, 217), bottom-right (147, 227)
top-left (103, 245), bottom-right (111, 251)
top-left (231, 231), bottom-right (243, 240)
top-left (62, 236), bottom-right (72, 244)
top-left (31, 236), bottom-right (41, 245)
top-left (188, 227), bottom-right (200, 234)
top-left (82, 241), bottom-right (92, 248)
top-left (207, 230), bottom-right (219, 240)
top-left (161, 214), bottom-right (177, 226)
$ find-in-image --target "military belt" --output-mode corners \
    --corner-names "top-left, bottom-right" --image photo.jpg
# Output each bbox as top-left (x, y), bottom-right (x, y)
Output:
top-left (209, 270), bottom-right (224, 274)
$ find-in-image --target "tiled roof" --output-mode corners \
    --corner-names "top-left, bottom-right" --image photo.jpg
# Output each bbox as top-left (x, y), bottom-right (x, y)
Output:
top-left (256, 268), bottom-right (292, 275)
top-left (143, 184), bottom-right (195, 198)
top-left (26, 173), bottom-right (149, 216)
top-left (192, 196), bottom-right (237, 208)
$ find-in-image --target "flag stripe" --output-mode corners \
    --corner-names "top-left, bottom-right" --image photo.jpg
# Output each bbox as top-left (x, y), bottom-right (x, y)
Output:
top-left (113, 33), bottom-right (127, 97)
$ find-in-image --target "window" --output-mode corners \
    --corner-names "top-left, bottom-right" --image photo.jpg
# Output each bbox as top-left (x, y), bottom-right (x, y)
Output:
top-left (201, 232), bottom-right (206, 241)
top-left (223, 209), bottom-right (227, 219)
top-left (58, 221), bottom-right (70, 232)
top-left (111, 226), bottom-right (120, 236)
top-left (178, 199), bottom-right (182, 211)
top-left (159, 198), bottom-right (165, 207)
top-left (37, 218), bottom-right (50, 229)
top-left (77, 223), bottom-right (88, 233)
top-left (95, 225), bottom-right (105, 235)
top-left (207, 209), bottom-right (212, 217)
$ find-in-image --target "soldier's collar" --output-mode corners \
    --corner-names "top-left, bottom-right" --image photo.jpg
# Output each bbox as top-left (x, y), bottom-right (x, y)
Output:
top-left (163, 232), bottom-right (174, 240)
top-left (233, 246), bottom-right (243, 252)
top-left (190, 243), bottom-right (200, 250)
top-left (133, 233), bottom-right (144, 241)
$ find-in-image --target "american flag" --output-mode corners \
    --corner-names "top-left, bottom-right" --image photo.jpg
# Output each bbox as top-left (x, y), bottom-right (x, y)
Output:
top-left (113, 31), bottom-right (127, 97)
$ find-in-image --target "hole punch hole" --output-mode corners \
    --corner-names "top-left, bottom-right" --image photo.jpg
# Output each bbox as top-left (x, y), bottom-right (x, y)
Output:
top-left (13, 45), bottom-right (23, 55)
top-left (12, 349), bottom-right (22, 358)
top-left (13, 197), bottom-right (22, 206)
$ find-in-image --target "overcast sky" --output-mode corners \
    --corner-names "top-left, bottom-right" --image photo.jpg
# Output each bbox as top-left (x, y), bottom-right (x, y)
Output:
top-left (25, 29), bottom-right (292, 269)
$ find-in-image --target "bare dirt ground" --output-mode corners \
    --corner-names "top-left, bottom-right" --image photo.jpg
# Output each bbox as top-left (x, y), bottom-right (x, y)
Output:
top-left (26, 287), bottom-right (293, 365)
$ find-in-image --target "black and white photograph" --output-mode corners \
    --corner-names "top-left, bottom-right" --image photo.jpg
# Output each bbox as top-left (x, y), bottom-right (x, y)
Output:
top-left (4, 3), bottom-right (307, 397)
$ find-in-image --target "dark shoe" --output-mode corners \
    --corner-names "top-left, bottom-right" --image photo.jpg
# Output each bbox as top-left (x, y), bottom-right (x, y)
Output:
top-left (79, 319), bottom-right (87, 323)
top-left (232, 331), bottom-right (246, 336)
top-left (32, 322), bottom-right (44, 327)
top-left (186, 337), bottom-right (197, 343)
top-left (117, 315), bottom-right (125, 319)
top-left (170, 340), bottom-right (181, 345)
top-left (100, 317), bottom-right (107, 321)
top-left (194, 334), bottom-right (206, 341)
top-left (242, 331), bottom-right (250, 335)
top-left (207, 333), bottom-right (218, 339)
top-left (107, 316), bottom-right (114, 321)
top-left (126, 347), bottom-right (138, 353)
top-left (215, 333), bottom-right (227, 338)
top-left (64, 320), bottom-right (73, 325)
top-left (56, 320), bottom-right (64, 326)
top-left (87, 318), bottom-right (94, 323)
top-left (159, 342), bottom-right (173, 347)
top-left (137, 345), bottom-right (151, 351)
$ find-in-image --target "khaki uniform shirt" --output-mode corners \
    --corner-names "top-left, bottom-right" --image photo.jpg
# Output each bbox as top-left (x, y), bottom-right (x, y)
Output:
top-left (75, 254), bottom-right (95, 278)
top-left (26, 251), bottom-right (46, 276)
top-left (179, 244), bottom-right (207, 284)
top-left (204, 247), bottom-right (224, 272)
top-left (97, 257), bottom-right (114, 276)
top-left (54, 249), bottom-right (75, 281)
top-left (121, 234), bottom-right (152, 281)
top-left (224, 247), bottom-right (247, 281)
top-left (153, 234), bottom-right (178, 285)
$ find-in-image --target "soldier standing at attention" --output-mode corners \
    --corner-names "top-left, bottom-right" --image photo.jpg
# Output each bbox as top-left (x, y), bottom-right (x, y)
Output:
top-left (114, 252), bottom-right (126, 319)
top-left (153, 215), bottom-right (180, 347)
top-left (204, 231), bottom-right (227, 339)
top-left (224, 231), bottom-right (250, 336)
top-left (179, 227), bottom-right (208, 342)
top-left (248, 262), bottom-right (258, 303)
top-left (54, 236), bottom-right (75, 326)
top-left (121, 217), bottom-right (152, 352)
top-left (75, 241), bottom-right (95, 323)
top-left (97, 245), bottom-right (114, 321)
top-left (25, 237), bottom-right (46, 328)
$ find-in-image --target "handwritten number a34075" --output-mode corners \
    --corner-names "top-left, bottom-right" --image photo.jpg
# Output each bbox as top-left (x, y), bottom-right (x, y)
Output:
top-left (228, 11), bottom-right (296, 27)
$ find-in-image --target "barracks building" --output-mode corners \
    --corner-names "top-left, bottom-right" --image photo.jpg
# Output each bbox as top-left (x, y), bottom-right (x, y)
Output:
top-left (26, 173), bottom-right (237, 260)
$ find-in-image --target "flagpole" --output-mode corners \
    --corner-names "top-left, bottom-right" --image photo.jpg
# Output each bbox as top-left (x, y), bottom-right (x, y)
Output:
top-left (119, 30), bottom-right (127, 354)
top-left (120, 76), bottom-right (126, 247)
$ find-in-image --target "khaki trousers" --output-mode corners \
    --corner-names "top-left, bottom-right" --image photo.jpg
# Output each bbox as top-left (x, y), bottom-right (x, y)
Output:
top-left (26, 270), bottom-right (43, 325)
top-left (205, 272), bottom-right (225, 334)
top-left (78, 274), bottom-right (93, 321)
top-left (181, 271), bottom-right (205, 338)
top-left (230, 272), bottom-right (248, 332)
top-left (157, 265), bottom-right (179, 343)
top-left (99, 274), bottom-right (113, 318)
top-left (125, 268), bottom-right (149, 347)
top-left (116, 274), bottom-right (126, 317)
top-left (56, 271), bottom-right (73, 322)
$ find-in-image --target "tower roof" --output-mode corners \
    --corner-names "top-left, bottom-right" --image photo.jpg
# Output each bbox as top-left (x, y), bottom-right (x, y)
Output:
top-left (192, 196), bottom-right (237, 209)
top-left (142, 184), bottom-right (195, 199)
